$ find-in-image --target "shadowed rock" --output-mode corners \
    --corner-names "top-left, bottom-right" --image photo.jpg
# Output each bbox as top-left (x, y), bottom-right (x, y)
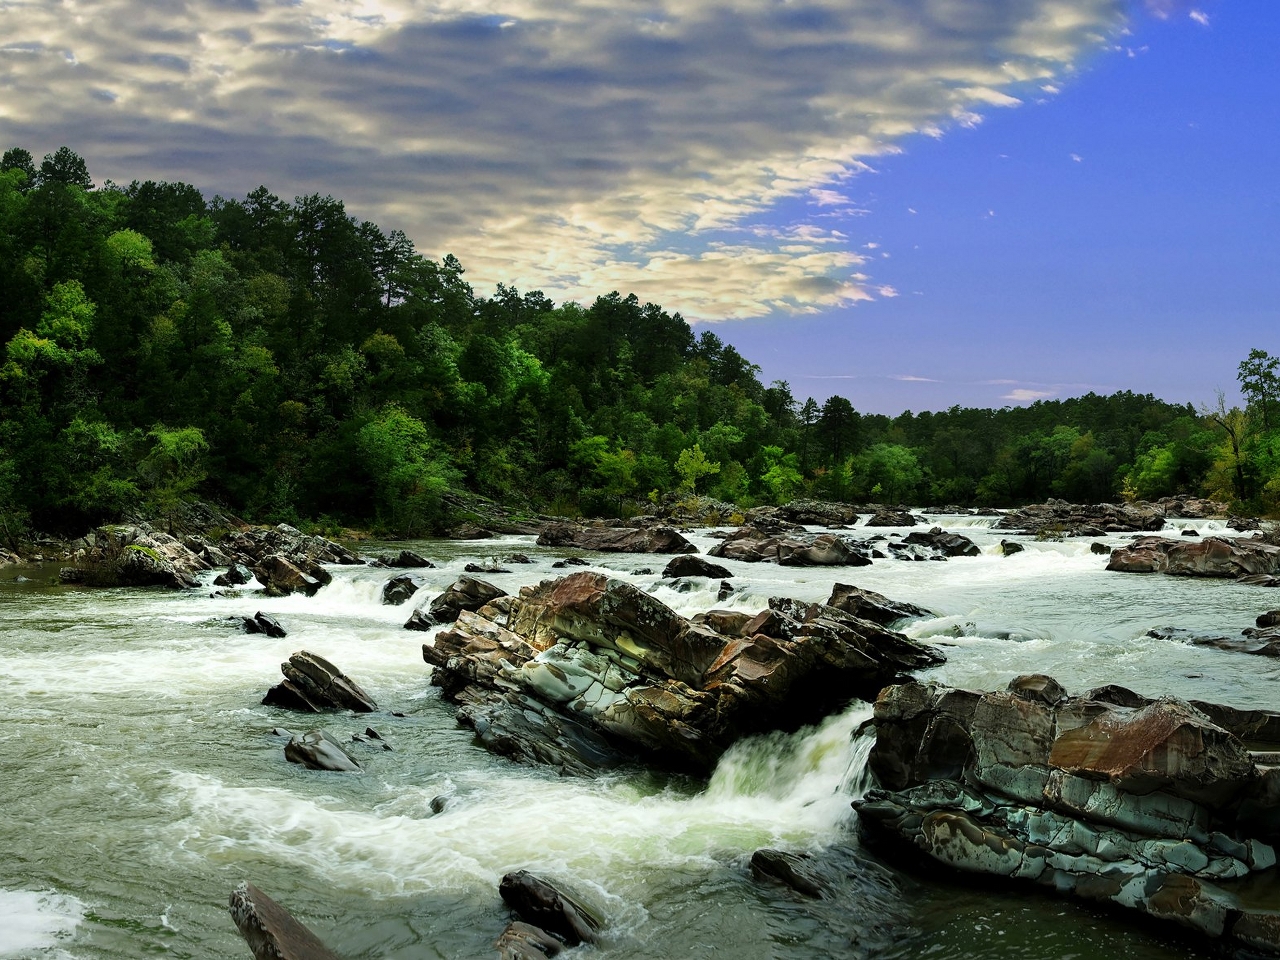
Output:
top-left (405, 575), bottom-right (507, 630)
top-left (244, 612), bottom-right (287, 638)
top-left (381, 549), bottom-right (435, 568)
top-left (750, 849), bottom-right (831, 898)
top-left (826, 583), bottom-right (932, 626)
top-left (284, 729), bottom-right (362, 772)
top-left (661, 555), bottom-right (733, 579)
top-left (382, 573), bottom-right (426, 606)
top-left (228, 881), bottom-right (342, 960)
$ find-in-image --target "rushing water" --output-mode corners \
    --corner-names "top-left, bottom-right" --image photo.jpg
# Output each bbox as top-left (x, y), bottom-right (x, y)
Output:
top-left (2, 516), bottom-right (1276, 959)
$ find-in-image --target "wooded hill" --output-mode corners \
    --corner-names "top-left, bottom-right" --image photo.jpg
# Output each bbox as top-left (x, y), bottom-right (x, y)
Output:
top-left (2, 147), bottom-right (1276, 539)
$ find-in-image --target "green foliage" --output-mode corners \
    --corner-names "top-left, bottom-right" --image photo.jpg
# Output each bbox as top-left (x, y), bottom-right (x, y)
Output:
top-left (356, 405), bottom-right (455, 535)
top-left (674, 443), bottom-right (720, 494)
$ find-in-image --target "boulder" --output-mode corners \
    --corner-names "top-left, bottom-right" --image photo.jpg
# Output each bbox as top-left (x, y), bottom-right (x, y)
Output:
top-left (498, 871), bottom-right (600, 947)
top-left (998, 540), bottom-right (1025, 556)
top-left (244, 612), bottom-right (287, 638)
top-left (57, 524), bottom-right (205, 589)
top-left (284, 728), bottom-right (363, 772)
top-left (865, 510), bottom-right (917, 528)
top-left (405, 575), bottom-right (507, 630)
top-left (777, 533), bottom-right (870, 567)
top-left (1259, 610), bottom-right (1280, 629)
top-left (1108, 537), bottom-right (1280, 580)
top-left (382, 573), bottom-right (427, 606)
top-left (228, 882), bottom-right (342, 960)
top-left (381, 550), bottom-right (435, 568)
top-left (773, 499), bottom-right (860, 527)
top-left (899, 527), bottom-right (980, 558)
top-left (536, 522), bottom-right (696, 554)
top-left (220, 524), bottom-right (362, 569)
top-left (855, 677), bottom-right (1280, 953)
top-left (215, 563), bottom-right (254, 587)
top-left (262, 651), bottom-right (378, 713)
top-left (253, 555), bottom-right (328, 597)
top-left (661, 555), bottom-right (733, 579)
top-left (1148, 626), bottom-right (1280, 658)
top-left (422, 571), bottom-right (944, 774)
top-left (826, 583), bottom-right (932, 626)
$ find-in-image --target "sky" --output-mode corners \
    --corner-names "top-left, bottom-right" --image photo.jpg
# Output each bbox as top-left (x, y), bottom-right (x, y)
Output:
top-left (1, 0), bottom-right (1274, 415)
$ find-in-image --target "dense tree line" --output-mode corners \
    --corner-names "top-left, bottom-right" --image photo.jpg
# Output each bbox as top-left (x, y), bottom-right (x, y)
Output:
top-left (1, 147), bottom-right (1277, 540)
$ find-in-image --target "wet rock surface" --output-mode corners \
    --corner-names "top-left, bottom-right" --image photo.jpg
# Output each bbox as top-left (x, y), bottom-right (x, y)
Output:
top-left (1148, 626), bottom-right (1280, 658)
top-left (405, 575), bottom-right (508, 630)
top-left (244, 611), bottom-right (287, 638)
top-left (228, 881), bottom-right (342, 960)
top-left (381, 573), bottom-right (427, 605)
top-left (422, 571), bottom-right (943, 774)
top-left (825, 583), bottom-right (933, 626)
top-left (284, 728), bottom-right (363, 772)
top-left (707, 526), bottom-right (871, 566)
top-left (855, 676), bottom-right (1280, 953)
top-left (660, 554), bottom-right (733, 579)
top-left (498, 871), bottom-right (601, 947)
top-left (263, 651), bottom-right (378, 713)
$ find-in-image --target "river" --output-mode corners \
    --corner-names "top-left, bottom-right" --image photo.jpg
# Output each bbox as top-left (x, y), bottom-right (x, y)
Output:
top-left (2, 515), bottom-right (1275, 958)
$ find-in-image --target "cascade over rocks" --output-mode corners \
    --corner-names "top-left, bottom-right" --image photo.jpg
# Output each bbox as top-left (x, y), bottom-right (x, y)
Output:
top-left (535, 521), bottom-right (696, 554)
top-left (421, 571), bottom-right (943, 774)
top-left (382, 573), bottom-right (427, 606)
top-left (855, 677), bottom-right (1280, 953)
top-left (262, 651), bottom-right (378, 713)
top-left (1107, 536), bottom-right (1280, 580)
top-left (404, 575), bottom-right (507, 630)
top-left (228, 882), bottom-right (342, 960)
top-left (997, 499), bottom-right (1166, 536)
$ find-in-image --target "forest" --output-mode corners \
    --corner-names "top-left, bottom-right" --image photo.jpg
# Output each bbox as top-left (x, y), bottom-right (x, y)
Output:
top-left (2, 146), bottom-right (1278, 539)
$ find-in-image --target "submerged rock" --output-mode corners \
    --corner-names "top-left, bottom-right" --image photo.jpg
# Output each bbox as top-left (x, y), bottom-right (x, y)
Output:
top-left (262, 651), bottom-right (378, 713)
top-left (855, 676), bottom-right (1280, 953)
top-left (228, 881), bottom-right (342, 960)
top-left (1148, 626), bottom-right (1280, 658)
top-left (284, 728), bottom-right (363, 772)
top-left (750, 849), bottom-right (831, 899)
top-left (422, 571), bottom-right (943, 775)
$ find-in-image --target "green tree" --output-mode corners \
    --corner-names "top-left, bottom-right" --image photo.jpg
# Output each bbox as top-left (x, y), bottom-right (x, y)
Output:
top-left (674, 443), bottom-right (720, 494)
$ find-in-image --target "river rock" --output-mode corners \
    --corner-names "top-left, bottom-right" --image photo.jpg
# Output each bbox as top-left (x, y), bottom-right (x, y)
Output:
top-left (855, 677), bottom-right (1280, 953)
top-left (826, 583), bottom-right (933, 626)
top-left (750, 849), bottom-right (831, 898)
top-left (381, 549), bottom-right (435, 568)
top-left (244, 612), bottom-right (287, 638)
top-left (661, 555), bottom-right (733, 579)
top-left (382, 573), bottom-right (427, 605)
top-left (220, 523), bottom-right (362, 569)
top-left (284, 728), bottom-right (363, 771)
top-left (496, 921), bottom-right (563, 959)
top-left (263, 651), bottom-right (378, 713)
top-left (422, 571), bottom-right (943, 774)
top-left (773, 499), bottom-right (860, 527)
top-left (253, 555), bottom-right (330, 597)
top-left (865, 510), bottom-right (917, 527)
top-left (536, 521), bottom-right (696, 554)
top-left (1107, 536), bottom-right (1280, 579)
top-left (777, 533), bottom-right (870, 567)
top-left (899, 527), bottom-right (980, 558)
top-left (215, 563), bottom-right (254, 587)
top-left (1260, 610), bottom-right (1280, 629)
top-left (405, 575), bottom-right (507, 629)
top-left (228, 881), bottom-right (342, 960)
top-left (1148, 626), bottom-right (1280, 658)
top-left (998, 540), bottom-right (1025, 556)
top-left (498, 871), bottom-right (600, 946)
top-left (997, 499), bottom-right (1166, 536)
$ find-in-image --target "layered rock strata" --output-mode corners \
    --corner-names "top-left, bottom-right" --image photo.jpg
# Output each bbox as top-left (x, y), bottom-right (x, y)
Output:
top-left (855, 677), bottom-right (1280, 953)
top-left (422, 571), bottom-right (943, 775)
top-left (1107, 536), bottom-right (1280, 580)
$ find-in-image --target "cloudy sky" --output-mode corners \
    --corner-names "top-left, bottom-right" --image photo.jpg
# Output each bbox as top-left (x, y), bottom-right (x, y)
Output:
top-left (1, 0), bottom-right (1273, 413)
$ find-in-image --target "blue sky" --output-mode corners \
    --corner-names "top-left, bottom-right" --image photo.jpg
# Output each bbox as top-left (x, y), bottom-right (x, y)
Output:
top-left (1, 0), bottom-right (1272, 414)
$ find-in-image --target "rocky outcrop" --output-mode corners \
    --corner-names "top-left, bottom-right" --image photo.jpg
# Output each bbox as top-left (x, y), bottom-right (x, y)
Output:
top-left (262, 651), bottom-right (378, 713)
top-left (826, 584), bottom-right (933, 626)
top-left (422, 571), bottom-right (943, 774)
top-left (855, 677), bottom-right (1280, 953)
top-left (708, 527), bottom-right (870, 566)
top-left (661, 555), bottom-right (733, 579)
top-left (536, 522), bottom-right (696, 554)
top-left (404, 575), bottom-right (507, 630)
top-left (254, 555), bottom-right (331, 597)
top-left (1107, 536), bottom-right (1280, 579)
top-left (59, 524), bottom-right (207, 588)
top-left (498, 871), bottom-right (600, 947)
top-left (220, 523), bottom-right (362, 568)
top-left (998, 499), bottom-right (1166, 536)
top-left (284, 728), bottom-right (363, 772)
top-left (773, 499), bottom-right (860, 527)
top-left (228, 882), bottom-right (342, 960)
top-left (865, 510), bottom-right (917, 528)
top-left (894, 527), bottom-right (980, 559)
top-left (382, 573), bottom-right (427, 606)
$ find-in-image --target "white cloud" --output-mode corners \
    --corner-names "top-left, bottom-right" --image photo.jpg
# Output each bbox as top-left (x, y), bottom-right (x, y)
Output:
top-left (1003, 388), bottom-right (1057, 401)
top-left (1189, 10), bottom-right (1210, 27)
top-left (0, 0), bottom-right (1124, 319)
top-left (892, 375), bottom-right (940, 383)
top-left (1070, 153), bottom-right (1083, 162)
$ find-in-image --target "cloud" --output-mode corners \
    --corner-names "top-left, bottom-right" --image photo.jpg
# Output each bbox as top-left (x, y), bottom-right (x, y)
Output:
top-left (1003, 388), bottom-right (1057, 401)
top-left (0, 0), bottom-right (1124, 319)
top-left (892, 375), bottom-right (941, 383)
top-left (1189, 10), bottom-right (1210, 27)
